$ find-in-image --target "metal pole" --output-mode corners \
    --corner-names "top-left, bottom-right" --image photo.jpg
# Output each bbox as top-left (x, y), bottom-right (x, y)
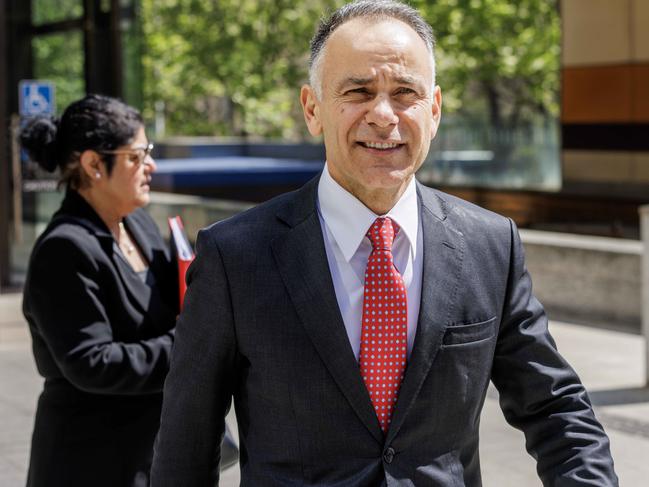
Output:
top-left (639, 205), bottom-right (649, 387)
top-left (10, 115), bottom-right (22, 243)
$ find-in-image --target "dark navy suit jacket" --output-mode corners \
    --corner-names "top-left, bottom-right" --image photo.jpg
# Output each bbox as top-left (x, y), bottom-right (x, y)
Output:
top-left (152, 176), bottom-right (617, 486)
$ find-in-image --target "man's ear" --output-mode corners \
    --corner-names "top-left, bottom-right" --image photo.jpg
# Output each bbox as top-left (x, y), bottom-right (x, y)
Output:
top-left (430, 85), bottom-right (442, 139)
top-left (79, 150), bottom-right (104, 182)
top-left (300, 84), bottom-right (323, 137)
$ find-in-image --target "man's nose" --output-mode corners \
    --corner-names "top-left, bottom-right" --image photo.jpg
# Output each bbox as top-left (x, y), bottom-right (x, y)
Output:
top-left (365, 95), bottom-right (399, 127)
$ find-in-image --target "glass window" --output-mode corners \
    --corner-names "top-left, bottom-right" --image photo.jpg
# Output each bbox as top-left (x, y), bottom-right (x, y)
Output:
top-left (32, 0), bottom-right (83, 25)
top-left (419, 116), bottom-right (561, 191)
top-left (32, 31), bottom-right (85, 111)
top-left (121, 4), bottom-right (144, 108)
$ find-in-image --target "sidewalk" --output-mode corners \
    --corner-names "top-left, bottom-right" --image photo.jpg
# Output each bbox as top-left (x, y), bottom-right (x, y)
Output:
top-left (1, 292), bottom-right (648, 485)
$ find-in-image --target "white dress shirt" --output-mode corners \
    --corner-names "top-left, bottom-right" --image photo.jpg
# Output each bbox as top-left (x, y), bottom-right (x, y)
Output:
top-left (317, 163), bottom-right (423, 361)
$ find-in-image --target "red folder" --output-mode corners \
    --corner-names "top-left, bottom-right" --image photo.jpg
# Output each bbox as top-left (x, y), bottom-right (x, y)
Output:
top-left (168, 216), bottom-right (195, 311)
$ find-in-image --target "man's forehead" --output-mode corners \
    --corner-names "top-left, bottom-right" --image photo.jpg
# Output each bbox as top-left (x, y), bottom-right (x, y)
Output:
top-left (323, 18), bottom-right (432, 89)
top-left (328, 17), bottom-right (426, 53)
top-left (323, 18), bottom-right (431, 72)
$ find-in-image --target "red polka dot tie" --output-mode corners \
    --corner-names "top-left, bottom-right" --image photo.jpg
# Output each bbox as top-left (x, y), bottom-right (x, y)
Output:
top-left (360, 217), bottom-right (408, 433)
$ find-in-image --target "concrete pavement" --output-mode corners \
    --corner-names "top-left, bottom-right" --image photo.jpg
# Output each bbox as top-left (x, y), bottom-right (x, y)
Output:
top-left (1, 292), bottom-right (648, 486)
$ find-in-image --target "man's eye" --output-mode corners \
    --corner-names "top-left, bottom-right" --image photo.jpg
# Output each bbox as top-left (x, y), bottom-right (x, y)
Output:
top-left (346, 88), bottom-right (371, 95)
top-left (395, 87), bottom-right (416, 95)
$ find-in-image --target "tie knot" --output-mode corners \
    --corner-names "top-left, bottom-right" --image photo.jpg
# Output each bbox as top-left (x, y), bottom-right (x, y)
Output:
top-left (367, 217), bottom-right (399, 251)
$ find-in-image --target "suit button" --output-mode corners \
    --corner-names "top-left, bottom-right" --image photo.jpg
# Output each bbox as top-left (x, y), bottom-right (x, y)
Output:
top-left (383, 447), bottom-right (395, 464)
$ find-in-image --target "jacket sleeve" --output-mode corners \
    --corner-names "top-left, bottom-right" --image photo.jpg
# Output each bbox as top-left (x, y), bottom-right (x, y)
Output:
top-left (151, 228), bottom-right (236, 486)
top-left (26, 235), bottom-right (174, 395)
top-left (490, 219), bottom-right (618, 486)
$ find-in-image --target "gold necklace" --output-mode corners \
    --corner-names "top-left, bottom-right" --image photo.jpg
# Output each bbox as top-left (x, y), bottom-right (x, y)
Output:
top-left (118, 221), bottom-right (135, 254)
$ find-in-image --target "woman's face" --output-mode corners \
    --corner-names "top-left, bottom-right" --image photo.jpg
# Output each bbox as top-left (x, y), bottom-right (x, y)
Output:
top-left (99, 126), bottom-right (157, 215)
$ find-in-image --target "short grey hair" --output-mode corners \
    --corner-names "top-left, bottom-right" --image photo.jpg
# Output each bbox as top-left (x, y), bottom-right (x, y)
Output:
top-left (308, 0), bottom-right (436, 99)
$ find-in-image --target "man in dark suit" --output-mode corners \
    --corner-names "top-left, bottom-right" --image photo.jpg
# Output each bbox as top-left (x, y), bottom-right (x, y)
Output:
top-left (152, 1), bottom-right (618, 485)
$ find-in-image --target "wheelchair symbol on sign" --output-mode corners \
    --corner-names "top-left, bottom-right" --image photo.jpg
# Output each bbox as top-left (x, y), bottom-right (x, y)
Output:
top-left (23, 84), bottom-right (51, 115)
top-left (19, 80), bottom-right (55, 116)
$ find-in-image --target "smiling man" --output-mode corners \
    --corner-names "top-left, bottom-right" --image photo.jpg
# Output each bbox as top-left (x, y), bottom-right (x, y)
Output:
top-left (301, 13), bottom-right (441, 216)
top-left (151, 1), bottom-right (618, 486)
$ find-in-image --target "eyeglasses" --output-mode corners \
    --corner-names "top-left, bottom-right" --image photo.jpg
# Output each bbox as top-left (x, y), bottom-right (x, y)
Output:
top-left (98, 143), bottom-right (154, 166)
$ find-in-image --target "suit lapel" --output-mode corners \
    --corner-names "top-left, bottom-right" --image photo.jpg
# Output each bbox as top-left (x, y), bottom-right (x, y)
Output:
top-left (109, 215), bottom-right (155, 315)
top-left (386, 184), bottom-right (465, 445)
top-left (271, 177), bottom-right (384, 444)
top-left (124, 214), bottom-right (155, 264)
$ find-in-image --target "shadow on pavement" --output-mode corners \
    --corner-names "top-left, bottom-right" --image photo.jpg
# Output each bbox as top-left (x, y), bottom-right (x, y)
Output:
top-left (589, 387), bottom-right (649, 406)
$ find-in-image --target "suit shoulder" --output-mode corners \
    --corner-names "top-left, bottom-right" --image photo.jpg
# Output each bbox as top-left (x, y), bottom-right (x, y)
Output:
top-left (421, 187), bottom-right (518, 272)
top-left (199, 189), bottom-right (302, 245)
top-left (428, 187), bottom-right (510, 229)
top-left (419, 186), bottom-right (515, 255)
top-left (27, 224), bottom-right (101, 284)
top-left (36, 219), bottom-right (98, 254)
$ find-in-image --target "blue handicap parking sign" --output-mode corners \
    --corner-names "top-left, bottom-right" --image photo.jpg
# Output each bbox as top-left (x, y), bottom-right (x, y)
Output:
top-left (19, 80), bottom-right (56, 116)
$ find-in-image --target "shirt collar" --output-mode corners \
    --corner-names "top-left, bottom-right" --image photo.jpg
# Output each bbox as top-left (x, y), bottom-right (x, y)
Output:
top-left (317, 163), bottom-right (419, 262)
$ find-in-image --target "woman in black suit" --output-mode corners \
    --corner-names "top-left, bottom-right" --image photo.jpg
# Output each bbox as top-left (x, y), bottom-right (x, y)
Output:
top-left (20, 94), bottom-right (178, 487)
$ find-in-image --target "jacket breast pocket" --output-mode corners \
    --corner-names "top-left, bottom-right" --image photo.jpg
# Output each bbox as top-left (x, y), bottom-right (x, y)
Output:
top-left (442, 316), bottom-right (497, 346)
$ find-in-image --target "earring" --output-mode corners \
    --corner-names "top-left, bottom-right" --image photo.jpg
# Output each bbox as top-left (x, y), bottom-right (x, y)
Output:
top-left (95, 172), bottom-right (101, 179)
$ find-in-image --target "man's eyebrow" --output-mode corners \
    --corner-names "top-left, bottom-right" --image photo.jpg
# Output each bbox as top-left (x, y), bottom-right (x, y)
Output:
top-left (394, 75), bottom-right (419, 85)
top-left (335, 75), bottom-right (426, 94)
top-left (336, 77), bottom-right (374, 92)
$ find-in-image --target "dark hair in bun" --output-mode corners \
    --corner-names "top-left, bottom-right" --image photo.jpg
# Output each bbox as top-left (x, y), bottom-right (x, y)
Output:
top-left (19, 116), bottom-right (60, 172)
top-left (18, 94), bottom-right (143, 189)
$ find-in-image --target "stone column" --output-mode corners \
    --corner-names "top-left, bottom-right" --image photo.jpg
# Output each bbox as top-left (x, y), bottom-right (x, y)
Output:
top-left (639, 205), bottom-right (649, 386)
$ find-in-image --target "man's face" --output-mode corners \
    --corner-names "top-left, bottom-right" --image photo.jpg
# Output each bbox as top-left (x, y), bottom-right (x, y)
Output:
top-left (301, 17), bottom-right (442, 204)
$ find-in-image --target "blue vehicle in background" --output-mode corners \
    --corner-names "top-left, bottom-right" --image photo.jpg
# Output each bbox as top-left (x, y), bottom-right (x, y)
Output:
top-left (151, 142), bottom-right (325, 202)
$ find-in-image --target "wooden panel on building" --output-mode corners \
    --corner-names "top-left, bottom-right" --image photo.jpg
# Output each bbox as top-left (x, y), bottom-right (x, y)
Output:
top-left (633, 64), bottom-right (649, 122)
top-left (562, 65), bottom-right (633, 124)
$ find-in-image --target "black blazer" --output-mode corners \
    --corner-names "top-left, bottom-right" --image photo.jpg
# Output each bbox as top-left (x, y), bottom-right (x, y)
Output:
top-left (152, 176), bottom-right (617, 486)
top-left (23, 189), bottom-right (178, 487)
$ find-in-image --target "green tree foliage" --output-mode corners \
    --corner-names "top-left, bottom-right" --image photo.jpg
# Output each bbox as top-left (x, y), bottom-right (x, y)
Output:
top-left (32, 0), bottom-right (82, 25)
top-left (32, 32), bottom-right (85, 112)
top-left (414, 0), bottom-right (560, 130)
top-left (31, 0), bottom-right (85, 113)
top-left (141, 0), bottom-right (340, 138)
top-left (141, 0), bottom-right (560, 138)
